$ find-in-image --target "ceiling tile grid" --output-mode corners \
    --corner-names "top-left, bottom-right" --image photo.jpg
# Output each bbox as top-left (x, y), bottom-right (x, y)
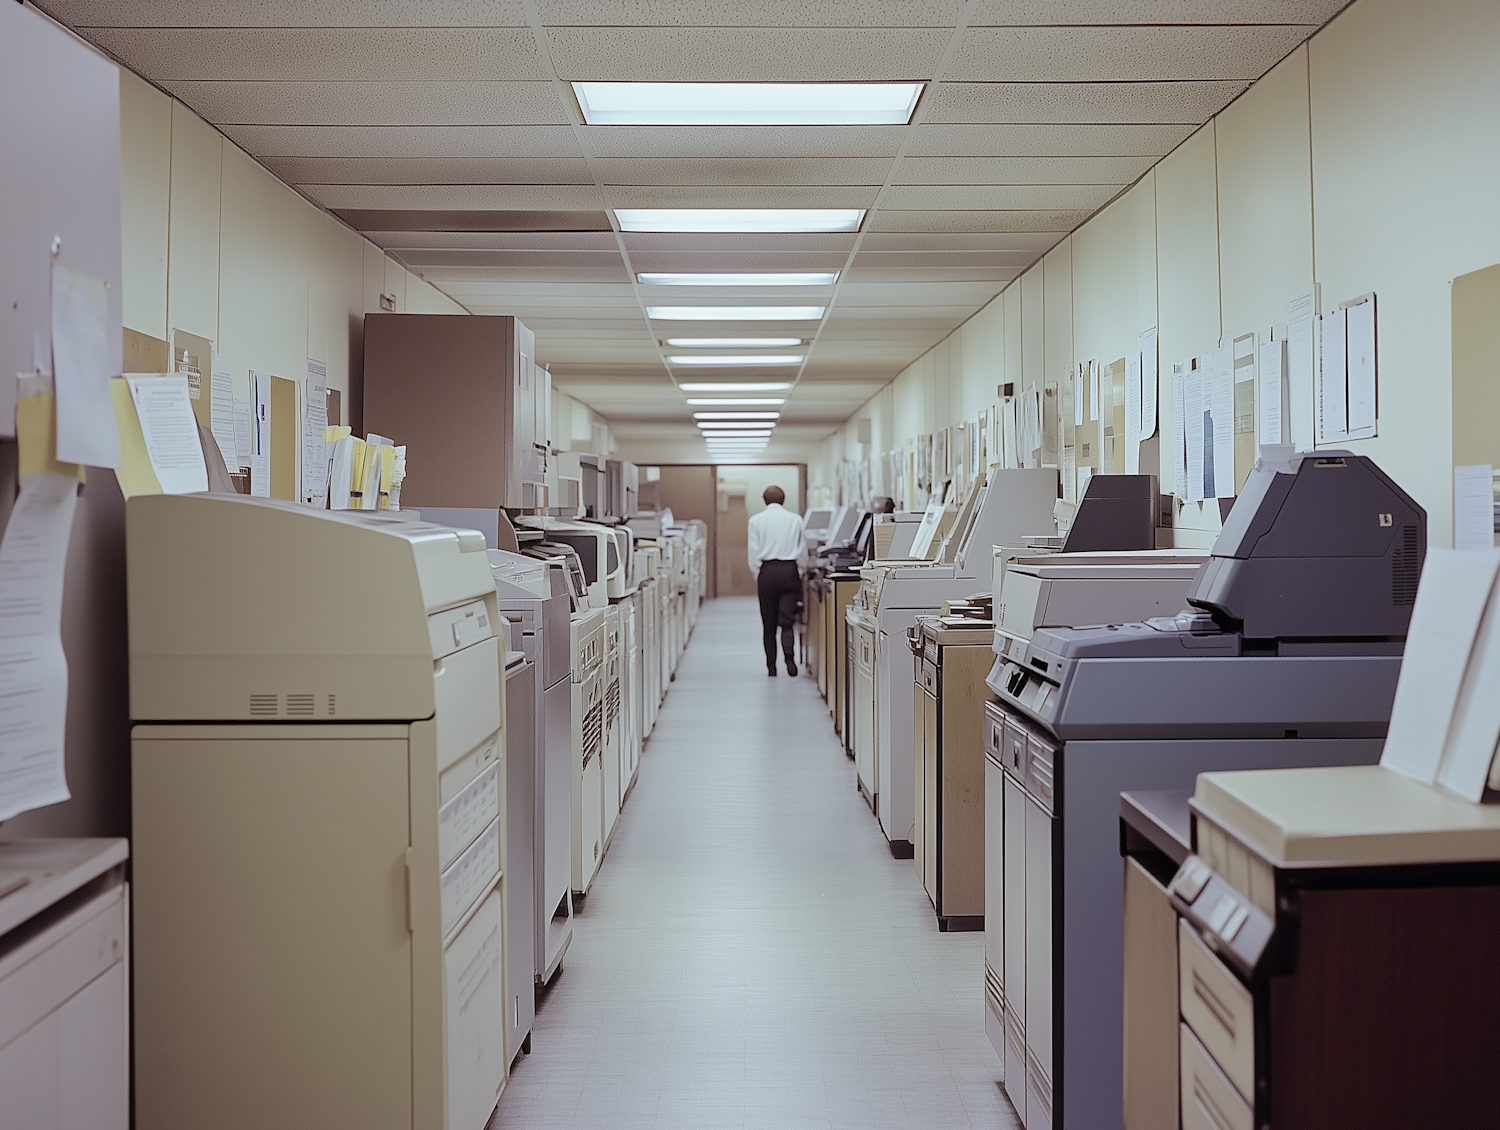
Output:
top-left (38, 0), bottom-right (1344, 454)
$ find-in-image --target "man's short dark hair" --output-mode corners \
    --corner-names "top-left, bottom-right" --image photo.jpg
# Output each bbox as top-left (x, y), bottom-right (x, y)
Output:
top-left (763, 485), bottom-right (786, 506)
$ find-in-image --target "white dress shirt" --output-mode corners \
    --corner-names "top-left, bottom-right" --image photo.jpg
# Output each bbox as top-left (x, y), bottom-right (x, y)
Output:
top-left (747, 503), bottom-right (806, 577)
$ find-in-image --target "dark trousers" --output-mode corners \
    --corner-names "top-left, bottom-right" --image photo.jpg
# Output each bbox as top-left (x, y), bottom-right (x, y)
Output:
top-left (757, 560), bottom-right (802, 668)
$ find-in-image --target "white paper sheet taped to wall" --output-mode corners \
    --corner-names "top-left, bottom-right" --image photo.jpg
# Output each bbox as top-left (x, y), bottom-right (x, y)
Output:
top-left (51, 263), bottom-right (120, 468)
top-left (1454, 464), bottom-right (1496, 552)
top-left (210, 354), bottom-right (239, 472)
top-left (1139, 327), bottom-right (1158, 441)
top-left (0, 472), bottom-right (77, 821)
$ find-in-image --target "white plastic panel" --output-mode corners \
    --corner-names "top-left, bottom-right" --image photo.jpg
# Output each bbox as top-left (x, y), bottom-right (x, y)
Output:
top-left (440, 817), bottom-right (500, 939)
top-left (438, 760), bottom-right (500, 872)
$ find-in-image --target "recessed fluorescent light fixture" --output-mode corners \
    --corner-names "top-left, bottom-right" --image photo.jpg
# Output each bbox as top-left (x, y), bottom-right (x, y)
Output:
top-left (640, 272), bottom-right (837, 287)
top-left (697, 421), bottom-right (777, 429)
top-left (621, 210), bottom-right (862, 234)
top-left (693, 412), bottom-right (780, 420)
top-left (679, 383), bottom-right (790, 392)
top-left (669, 355), bottom-right (803, 368)
top-left (575, 82), bottom-right (922, 126)
top-left (647, 306), bottom-right (824, 321)
top-left (685, 398), bottom-right (785, 406)
top-left (668, 338), bottom-right (802, 349)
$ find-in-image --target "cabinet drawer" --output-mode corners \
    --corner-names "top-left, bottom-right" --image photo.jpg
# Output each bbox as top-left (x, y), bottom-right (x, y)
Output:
top-left (1180, 1023), bottom-right (1253, 1130)
top-left (1178, 919), bottom-right (1254, 1104)
top-left (922, 660), bottom-right (937, 695)
top-left (1001, 716), bottom-right (1027, 776)
top-left (985, 704), bottom-right (1005, 765)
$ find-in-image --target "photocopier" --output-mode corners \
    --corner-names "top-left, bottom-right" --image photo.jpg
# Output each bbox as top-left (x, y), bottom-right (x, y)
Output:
top-left (983, 450), bottom-right (1426, 1130)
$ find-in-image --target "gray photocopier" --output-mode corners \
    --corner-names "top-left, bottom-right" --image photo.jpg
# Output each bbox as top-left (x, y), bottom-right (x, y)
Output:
top-left (489, 550), bottom-right (574, 990)
top-left (983, 451), bottom-right (1426, 1130)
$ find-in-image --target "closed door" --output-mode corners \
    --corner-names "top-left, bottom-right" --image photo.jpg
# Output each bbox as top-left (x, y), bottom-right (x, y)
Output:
top-left (1002, 773), bottom-right (1029, 1123)
top-left (1025, 794), bottom-right (1055, 1129)
top-left (922, 687), bottom-right (939, 899)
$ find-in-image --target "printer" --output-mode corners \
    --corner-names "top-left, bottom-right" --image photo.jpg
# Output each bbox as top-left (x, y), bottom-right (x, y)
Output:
top-left (983, 450), bottom-right (1426, 1130)
top-left (128, 494), bottom-right (508, 1130)
top-left (849, 468), bottom-right (1058, 854)
top-left (517, 516), bottom-right (624, 606)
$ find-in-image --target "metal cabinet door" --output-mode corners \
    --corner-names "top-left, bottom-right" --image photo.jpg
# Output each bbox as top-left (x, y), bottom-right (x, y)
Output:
top-left (1025, 794), bottom-right (1055, 1130)
top-left (1002, 773), bottom-right (1029, 1125)
top-left (985, 753), bottom-right (1007, 1068)
top-left (922, 684), bottom-right (939, 899)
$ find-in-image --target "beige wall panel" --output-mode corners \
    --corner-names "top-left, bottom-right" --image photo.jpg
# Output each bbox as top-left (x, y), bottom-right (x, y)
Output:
top-left (1003, 285), bottom-right (1022, 392)
top-left (1215, 46), bottom-right (1315, 343)
top-left (304, 212), bottom-right (332, 372)
top-left (1043, 239), bottom-right (1074, 390)
top-left (1155, 124), bottom-right (1222, 369)
top-left (384, 256), bottom-right (408, 313)
top-left (363, 239), bottom-right (386, 317)
top-left (405, 269), bottom-right (467, 315)
top-left (1134, 172), bottom-right (1159, 341)
top-left (218, 144), bottom-right (308, 389)
top-left (326, 223), bottom-right (367, 402)
top-left (1072, 193), bottom-right (1135, 370)
top-left (120, 70), bottom-right (170, 338)
top-left (1020, 266), bottom-right (1044, 392)
top-left (1309, 0), bottom-right (1500, 546)
top-left (956, 301), bottom-right (1004, 422)
top-left (165, 101), bottom-right (222, 347)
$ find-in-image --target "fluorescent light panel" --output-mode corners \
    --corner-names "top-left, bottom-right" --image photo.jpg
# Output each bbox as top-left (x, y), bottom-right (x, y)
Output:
top-left (669, 355), bottom-right (802, 368)
top-left (693, 412), bottom-right (780, 420)
top-left (685, 398), bottom-right (785, 406)
top-left (574, 82), bottom-right (922, 126)
top-left (668, 338), bottom-right (802, 349)
top-left (697, 421), bottom-right (775, 429)
top-left (621, 210), bottom-right (862, 234)
top-left (647, 306), bottom-right (824, 321)
top-left (679, 382), bottom-right (790, 392)
top-left (640, 272), bottom-right (837, 287)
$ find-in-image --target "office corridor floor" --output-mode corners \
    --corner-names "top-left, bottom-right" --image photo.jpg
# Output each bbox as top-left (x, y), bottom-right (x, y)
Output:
top-left (491, 597), bottom-right (1017, 1130)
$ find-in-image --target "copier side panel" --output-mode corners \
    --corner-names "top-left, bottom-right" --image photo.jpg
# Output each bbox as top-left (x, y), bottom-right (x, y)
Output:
top-left (1056, 737), bottom-right (1382, 1130)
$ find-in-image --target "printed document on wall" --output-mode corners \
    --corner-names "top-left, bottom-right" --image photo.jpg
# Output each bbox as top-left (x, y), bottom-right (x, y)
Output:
top-left (1346, 298), bottom-right (1377, 439)
top-left (1139, 327), bottom-right (1158, 440)
top-left (51, 264), bottom-right (120, 468)
top-left (1124, 351), bottom-right (1142, 474)
top-left (1454, 464), bottom-right (1495, 552)
top-left (1172, 361), bottom-right (1188, 501)
top-left (0, 472), bottom-right (78, 821)
top-left (250, 371), bottom-right (271, 497)
top-left (1258, 340), bottom-right (1287, 448)
top-left (1184, 361), bottom-right (1205, 503)
top-left (1209, 346), bottom-right (1235, 499)
top-left (210, 354), bottom-right (239, 471)
top-left (127, 376), bottom-right (208, 494)
top-left (1286, 287), bottom-right (1319, 451)
top-left (1317, 307), bottom-right (1348, 444)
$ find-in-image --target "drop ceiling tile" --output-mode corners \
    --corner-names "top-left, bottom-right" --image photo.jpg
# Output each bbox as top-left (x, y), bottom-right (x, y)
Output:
top-left (858, 231), bottom-right (1062, 252)
top-left (37, 0), bottom-right (529, 26)
top-left (538, 1), bottom-right (963, 26)
top-left (594, 158), bottom-right (892, 186)
top-left (263, 157), bottom-right (594, 185)
top-left (604, 184), bottom-right (880, 209)
top-left (922, 81), bottom-right (1249, 125)
top-left (881, 183), bottom-right (1120, 210)
top-left (165, 81), bottom-right (569, 127)
top-left (84, 27), bottom-right (547, 81)
top-left (894, 155), bottom-right (1155, 185)
top-left (868, 209), bottom-right (1088, 233)
top-left (544, 27), bottom-right (949, 81)
top-left (303, 183), bottom-right (608, 210)
top-left (845, 265), bottom-right (1020, 284)
top-left (400, 248), bottom-right (628, 270)
top-left (221, 125), bottom-right (585, 159)
top-left (835, 282), bottom-right (1008, 306)
top-left (367, 231), bottom-right (622, 250)
top-left (907, 123), bottom-right (1195, 157)
top-left (626, 251), bottom-right (850, 272)
top-left (946, 25), bottom-right (1314, 83)
top-left (620, 232), bottom-right (859, 254)
top-left (585, 125), bottom-right (906, 159)
top-left (969, 0), bottom-right (1340, 24)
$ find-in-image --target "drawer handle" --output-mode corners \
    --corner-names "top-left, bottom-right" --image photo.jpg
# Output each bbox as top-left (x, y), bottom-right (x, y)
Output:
top-left (1192, 970), bottom-right (1239, 1041)
top-left (1191, 1077), bottom-right (1239, 1130)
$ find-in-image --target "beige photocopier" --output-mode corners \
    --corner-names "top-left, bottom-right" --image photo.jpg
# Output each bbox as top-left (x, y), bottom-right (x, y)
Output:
top-left (128, 494), bottom-right (508, 1130)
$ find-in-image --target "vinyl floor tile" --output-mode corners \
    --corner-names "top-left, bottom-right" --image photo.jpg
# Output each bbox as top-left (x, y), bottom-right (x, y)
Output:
top-left (491, 598), bottom-right (1016, 1130)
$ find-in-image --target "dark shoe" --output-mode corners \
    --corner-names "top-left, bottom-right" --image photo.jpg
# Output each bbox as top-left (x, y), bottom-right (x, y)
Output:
top-left (767, 666), bottom-right (777, 677)
top-left (785, 658), bottom-right (798, 676)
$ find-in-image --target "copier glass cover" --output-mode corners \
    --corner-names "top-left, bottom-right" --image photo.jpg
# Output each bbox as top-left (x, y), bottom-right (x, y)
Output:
top-left (126, 492), bottom-right (497, 722)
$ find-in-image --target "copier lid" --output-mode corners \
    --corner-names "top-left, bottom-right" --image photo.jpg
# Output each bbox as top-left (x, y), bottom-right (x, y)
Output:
top-left (127, 492), bottom-right (496, 721)
top-left (489, 548), bottom-right (551, 598)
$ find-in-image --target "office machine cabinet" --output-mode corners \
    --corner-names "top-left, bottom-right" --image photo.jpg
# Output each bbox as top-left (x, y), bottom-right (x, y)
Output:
top-left (911, 617), bottom-right (993, 931)
top-left (490, 551), bottom-right (574, 987)
top-left (805, 574), bottom-right (827, 694)
top-left (363, 313), bottom-right (546, 510)
top-left (1155, 767), bottom-right (1500, 1130)
top-left (0, 840), bottom-right (130, 1130)
top-left (849, 609), bottom-right (879, 806)
top-left (983, 452), bottom-right (1424, 1129)
top-left (502, 651), bottom-right (537, 1062)
top-left (128, 494), bottom-right (507, 1130)
top-left (570, 608), bottom-right (607, 896)
top-left (601, 605), bottom-right (623, 847)
top-left (832, 575), bottom-right (859, 744)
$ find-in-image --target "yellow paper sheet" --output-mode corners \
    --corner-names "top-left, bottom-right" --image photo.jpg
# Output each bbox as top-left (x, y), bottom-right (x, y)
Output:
top-left (16, 380), bottom-right (85, 483)
top-left (109, 377), bottom-right (163, 497)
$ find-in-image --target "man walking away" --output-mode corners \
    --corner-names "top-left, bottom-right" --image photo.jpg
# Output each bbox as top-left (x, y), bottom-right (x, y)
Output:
top-left (747, 485), bottom-right (805, 677)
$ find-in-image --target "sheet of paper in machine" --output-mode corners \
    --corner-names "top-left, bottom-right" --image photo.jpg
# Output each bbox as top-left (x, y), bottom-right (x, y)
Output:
top-left (50, 263), bottom-right (120, 468)
top-left (0, 472), bottom-right (78, 821)
top-left (127, 376), bottom-right (208, 494)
